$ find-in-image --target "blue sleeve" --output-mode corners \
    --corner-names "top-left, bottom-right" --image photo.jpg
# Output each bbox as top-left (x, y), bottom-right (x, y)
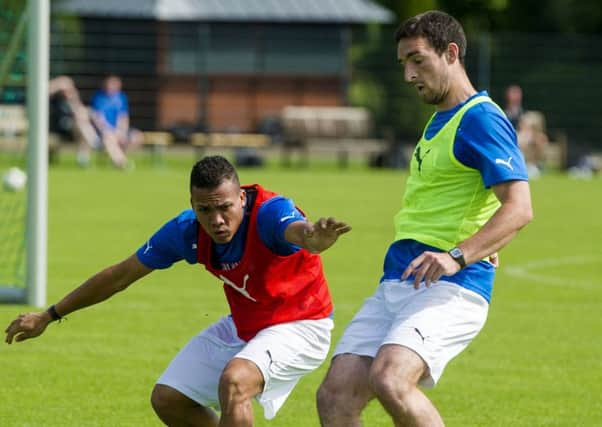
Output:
top-left (454, 102), bottom-right (529, 188)
top-left (119, 92), bottom-right (129, 115)
top-left (257, 197), bottom-right (306, 256)
top-left (136, 210), bottom-right (199, 269)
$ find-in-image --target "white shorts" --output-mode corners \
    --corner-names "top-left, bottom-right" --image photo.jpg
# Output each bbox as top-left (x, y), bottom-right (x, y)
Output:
top-left (333, 280), bottom-right (489, 387)
top-left (157, 315), bottom-right (333, 420)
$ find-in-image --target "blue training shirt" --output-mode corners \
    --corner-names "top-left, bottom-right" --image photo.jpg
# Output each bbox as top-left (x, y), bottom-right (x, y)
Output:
top-left (381, 91), bottom-right (528, 303)
top-left (91, 90), bottom-right (129, 129)
top-left (136, 196), bottom-right (306, 271)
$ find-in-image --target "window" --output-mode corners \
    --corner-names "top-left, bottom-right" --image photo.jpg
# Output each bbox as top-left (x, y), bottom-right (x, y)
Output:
top-left (165, 23), bottom-right (346, 76)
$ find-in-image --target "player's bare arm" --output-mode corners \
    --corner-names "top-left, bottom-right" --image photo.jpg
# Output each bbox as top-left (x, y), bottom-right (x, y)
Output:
top-left (456, 180), bottom-right (533, 263)
top-left (284, 218), bottom-right (352, 254)
top-left (4, 254), bottom-right (153, 344)
top-left (402, 180), bottom-right (532, 288)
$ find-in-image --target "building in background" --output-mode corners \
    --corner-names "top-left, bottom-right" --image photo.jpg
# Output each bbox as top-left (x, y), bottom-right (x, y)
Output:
top-left (50, 0), bottom-right (392, 135)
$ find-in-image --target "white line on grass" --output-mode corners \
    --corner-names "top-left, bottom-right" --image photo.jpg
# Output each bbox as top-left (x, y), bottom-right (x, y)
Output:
top-left (503, 255), bottom-right (601, 288)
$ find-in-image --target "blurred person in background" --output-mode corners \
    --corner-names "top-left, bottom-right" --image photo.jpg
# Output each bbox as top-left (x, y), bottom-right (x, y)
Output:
top-left (5, 155), bottom-right (351, 427)
top-left (48, 75), bottom-right (99, 166)
top-left (48, 75), bottom-right (133, 169)
top-left (91, 74), bottom-right (143, 169)
top-left (517, 110), bottom-right (550, 178)
top-left (503, 84), bottom-right (524, 129)
top-left (317, 10), bottom-right (533, 427)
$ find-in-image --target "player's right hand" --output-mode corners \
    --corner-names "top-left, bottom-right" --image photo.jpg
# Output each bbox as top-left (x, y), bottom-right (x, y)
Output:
top-left (4, 311), bottom-right (52, 344)
top-left (303, 217), bottom-right (352, 253)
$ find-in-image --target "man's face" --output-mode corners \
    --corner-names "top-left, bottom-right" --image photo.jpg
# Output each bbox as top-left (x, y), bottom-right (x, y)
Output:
top-left (506, 86), bottom-right (522, 106)
top-left (104, 77), bottom-right (122, 95)
top-left (397, 36), bottom-right (451, 106)
top-left (190, 179), bottom-right (246, 244)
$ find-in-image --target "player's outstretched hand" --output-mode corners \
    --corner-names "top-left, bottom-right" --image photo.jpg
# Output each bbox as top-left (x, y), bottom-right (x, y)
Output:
top-left (4, 311), bottom-right (52, 344)
top-left (303, 217), bottom-right (352, 253)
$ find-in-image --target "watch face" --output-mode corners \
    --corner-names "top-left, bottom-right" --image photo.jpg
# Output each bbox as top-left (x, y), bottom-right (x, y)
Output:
top-left (450, 248), bottom-right (462, 258)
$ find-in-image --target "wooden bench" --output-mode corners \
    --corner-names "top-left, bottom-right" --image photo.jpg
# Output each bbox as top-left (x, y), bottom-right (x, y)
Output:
top-left (587, 153), bottom-right (602, 173)
top-left (0, 104), bottom-right (62, 163)
top-left (280, 106), bottom-right (385, 168)
top-left (190, 132), bottom-right (270, 159)
top-left (543, 131), bottom-right (568, 170)
top-left (142, 131), bottom-right (173, 167)
top-left (0, 104), bottom-right (28, 151)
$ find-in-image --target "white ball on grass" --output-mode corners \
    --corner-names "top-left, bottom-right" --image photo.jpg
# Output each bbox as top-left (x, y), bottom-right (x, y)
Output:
top-left (2, 167), bottom-right (27, 192)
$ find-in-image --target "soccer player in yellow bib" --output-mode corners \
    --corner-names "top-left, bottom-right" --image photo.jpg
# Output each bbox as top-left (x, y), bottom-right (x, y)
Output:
top-left (318, 10), bottom-right (533, 427)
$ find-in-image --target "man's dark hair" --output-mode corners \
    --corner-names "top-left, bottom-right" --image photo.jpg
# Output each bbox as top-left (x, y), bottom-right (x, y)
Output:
top-left (394, 10), bottom-right (467, 64)
top-left (190, 155), bottom-right (240, 190)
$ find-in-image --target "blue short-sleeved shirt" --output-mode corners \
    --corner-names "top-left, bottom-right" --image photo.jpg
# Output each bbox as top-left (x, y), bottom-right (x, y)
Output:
top-left (91, 90), bottom-right (129, 129)
top-left (136, 196), bottom-right (306, 271)
top-left (382, 91), bottom-right (528, 303)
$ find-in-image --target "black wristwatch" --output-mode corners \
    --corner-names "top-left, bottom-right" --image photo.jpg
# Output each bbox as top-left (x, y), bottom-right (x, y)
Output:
top-left (448, 247), bottom-right (466, 269)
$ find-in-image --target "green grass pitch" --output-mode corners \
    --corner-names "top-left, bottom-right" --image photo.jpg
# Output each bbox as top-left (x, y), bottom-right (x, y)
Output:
top-left (1, 156), bottom-right (601, 426)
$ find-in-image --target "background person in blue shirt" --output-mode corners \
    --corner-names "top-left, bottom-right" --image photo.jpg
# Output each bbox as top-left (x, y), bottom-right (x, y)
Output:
top-left (91, 74), bottom-right (143, 168)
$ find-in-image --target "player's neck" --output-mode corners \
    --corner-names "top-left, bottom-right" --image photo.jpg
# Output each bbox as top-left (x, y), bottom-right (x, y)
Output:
top-left (436, 72), bottom-right (476, 111)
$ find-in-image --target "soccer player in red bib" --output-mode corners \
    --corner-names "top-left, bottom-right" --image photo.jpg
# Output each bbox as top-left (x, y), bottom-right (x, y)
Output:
top-left (5, 155), bottom-right (351, 426)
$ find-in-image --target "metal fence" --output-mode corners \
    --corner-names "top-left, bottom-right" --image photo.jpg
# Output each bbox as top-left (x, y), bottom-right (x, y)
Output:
top-left (483, 32), bottom-right (602, 159)
top-left (353, 26), bottom-right (602, 164)
top-left (3, 14), bottom-right (602, 164)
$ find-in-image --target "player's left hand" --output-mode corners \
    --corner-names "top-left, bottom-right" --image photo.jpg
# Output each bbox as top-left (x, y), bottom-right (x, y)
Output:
top-left (402, 251), bottom-right (462, 289)
top-left (303, 217), bottom-right (351, 253)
